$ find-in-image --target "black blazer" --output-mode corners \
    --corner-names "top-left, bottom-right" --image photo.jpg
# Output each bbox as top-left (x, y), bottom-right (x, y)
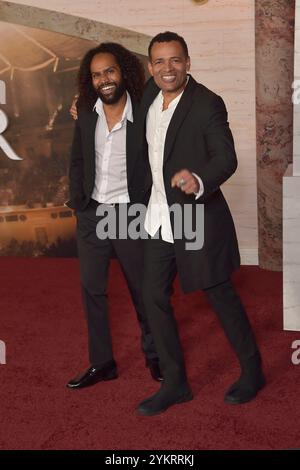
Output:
top-left (137, 75), bottom-right (241, 292)
top-left (67, 97), bottom-right (149, 211)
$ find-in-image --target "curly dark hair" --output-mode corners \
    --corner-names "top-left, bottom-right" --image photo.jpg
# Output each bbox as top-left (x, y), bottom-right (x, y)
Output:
top-left (77, 42), bottom-right (145, 109)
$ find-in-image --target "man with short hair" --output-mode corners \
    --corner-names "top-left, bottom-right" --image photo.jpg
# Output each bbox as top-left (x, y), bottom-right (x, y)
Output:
top-left (136, 32), bottom-right (265, 416)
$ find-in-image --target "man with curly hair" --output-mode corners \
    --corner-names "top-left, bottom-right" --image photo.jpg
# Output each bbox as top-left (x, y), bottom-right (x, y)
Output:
top-left (66, 43), bottom-right (162, 389)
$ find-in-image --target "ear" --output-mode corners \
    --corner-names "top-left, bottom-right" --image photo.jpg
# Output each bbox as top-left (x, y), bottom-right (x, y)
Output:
top-left (147, 61), bottom-right (154, 77)
top-left (186, 56), bottom-right (191, 72)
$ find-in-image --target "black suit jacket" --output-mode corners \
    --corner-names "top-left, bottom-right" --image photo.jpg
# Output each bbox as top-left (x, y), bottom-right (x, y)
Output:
top-left (137, 75), bottom-right (241, 292)
top-left (67, 97), bottom-right (149, 211)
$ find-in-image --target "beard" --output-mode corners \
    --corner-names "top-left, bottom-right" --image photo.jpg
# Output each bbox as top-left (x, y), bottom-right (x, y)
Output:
top-left (96, 79), bottom-right (126, 105)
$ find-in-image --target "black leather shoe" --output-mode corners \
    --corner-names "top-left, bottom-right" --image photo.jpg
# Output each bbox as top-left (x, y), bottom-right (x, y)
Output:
top-left (67, 361), bottom-right (118, 389)
top-left (137, 385), bottom-right (193, 416)
top-left (224, 371), bottom-right (266, 404)
top-left (146, 358), bottom-right (163, 382)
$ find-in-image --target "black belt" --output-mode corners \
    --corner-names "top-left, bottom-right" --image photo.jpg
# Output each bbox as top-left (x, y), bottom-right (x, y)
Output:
top-left (89, 199), bottom-right (121, 209)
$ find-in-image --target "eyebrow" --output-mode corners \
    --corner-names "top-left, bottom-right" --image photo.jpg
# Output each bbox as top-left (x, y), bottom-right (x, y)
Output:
top-left (91, 66), bottom-right (117, 75)
top-left (153, 56), bottom-right (182, 61)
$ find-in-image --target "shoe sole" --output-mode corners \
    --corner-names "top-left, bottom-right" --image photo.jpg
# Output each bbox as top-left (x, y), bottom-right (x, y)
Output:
top-left (136, 391), bottom-right (194, 417)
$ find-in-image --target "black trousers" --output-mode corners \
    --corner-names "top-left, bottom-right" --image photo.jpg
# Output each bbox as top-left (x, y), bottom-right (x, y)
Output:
top-left (142, 234), bottom-right (260, 387)
top-left (76, 200), bottom-right (157, 367)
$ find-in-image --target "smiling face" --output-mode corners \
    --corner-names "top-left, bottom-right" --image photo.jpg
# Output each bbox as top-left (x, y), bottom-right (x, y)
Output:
top-left (148, 40), bottom-right (190, 98)
top-left (90, 52), bottom-right (126, 105)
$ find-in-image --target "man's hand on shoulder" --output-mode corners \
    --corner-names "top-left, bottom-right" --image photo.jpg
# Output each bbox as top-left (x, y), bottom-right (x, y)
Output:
top-left (70, 94), bottom-right (79, 120)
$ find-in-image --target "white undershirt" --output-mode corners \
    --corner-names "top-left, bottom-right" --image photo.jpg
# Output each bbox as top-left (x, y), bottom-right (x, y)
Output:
top-left (144, 88), bottom-right (204, 243)
top-left (91, 91), bottom-right (132, 204)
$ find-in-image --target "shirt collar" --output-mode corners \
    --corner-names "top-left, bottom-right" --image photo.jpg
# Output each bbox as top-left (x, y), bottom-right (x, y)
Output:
top-left (93, 90), bottom-right (133, 123)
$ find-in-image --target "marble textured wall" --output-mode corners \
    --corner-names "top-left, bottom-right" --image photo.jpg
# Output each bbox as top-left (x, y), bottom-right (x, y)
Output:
top-left (0, 1), bottom-right (150, 55)
top-left (283, 165), bottom-right (300, 330)
top-left (0, 0), bottom-right (258, 263)
top-left (294, 0), bottom-right (300, 175)
top-left (283, 0), bottom-right (300, 330)
top-left (255, 0), bottom-right (295, 271)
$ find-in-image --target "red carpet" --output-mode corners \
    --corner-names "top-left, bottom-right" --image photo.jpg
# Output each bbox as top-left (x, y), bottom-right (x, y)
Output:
top-left (0, 257), bottom-right (299, 450)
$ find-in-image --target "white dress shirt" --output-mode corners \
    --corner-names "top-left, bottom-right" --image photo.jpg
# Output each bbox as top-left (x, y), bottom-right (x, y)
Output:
top-left (91, 91), bottom-right (132, 204)
top-left (144, 89), bottom-right (204, 243)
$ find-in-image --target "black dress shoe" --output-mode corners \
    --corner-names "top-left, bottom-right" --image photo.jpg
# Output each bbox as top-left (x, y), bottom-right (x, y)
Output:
top-left (137, 385), bottom-right (193, 416)
top-left (67, 361), bottom-right (118, 389)
top-left (146, 358), bottom-right (163, 382)
top-left (224, 371), bottom-right (266, 404)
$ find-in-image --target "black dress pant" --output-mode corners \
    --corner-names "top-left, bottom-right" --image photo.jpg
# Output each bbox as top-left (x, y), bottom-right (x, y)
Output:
top-left (76, 200), bottom-right (157, 367)
top-left (142, 234), bottom-right (260, 387)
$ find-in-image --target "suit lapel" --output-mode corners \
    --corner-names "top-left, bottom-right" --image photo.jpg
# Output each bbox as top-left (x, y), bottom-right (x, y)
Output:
top-left (85, 109), bottom-right (98, 169)
top-left (127, 81), bottom-right (160, 183)
top-left (126, 119), bottom-right (135, 183)
top-left (163, 75), bottom-right (197, 164)
top-left (140, 79), bottom-right (161, 123)
top-left (126, 97), bottom-right (141, 184)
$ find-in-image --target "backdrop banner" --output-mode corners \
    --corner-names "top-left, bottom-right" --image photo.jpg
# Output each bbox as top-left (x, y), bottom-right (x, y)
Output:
top-left (0, 21), bottom-right (98, 257)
